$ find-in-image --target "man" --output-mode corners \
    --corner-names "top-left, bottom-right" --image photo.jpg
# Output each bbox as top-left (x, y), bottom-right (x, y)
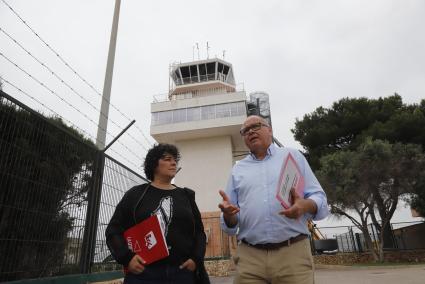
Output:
top-left (219, 115), bottom-right (329, 284)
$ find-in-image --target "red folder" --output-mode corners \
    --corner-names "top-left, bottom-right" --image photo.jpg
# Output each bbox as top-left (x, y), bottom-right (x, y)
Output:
top-left (276, 152), bottom-right (305, 209)
top-left (123, 214), bottom-right (169, 268)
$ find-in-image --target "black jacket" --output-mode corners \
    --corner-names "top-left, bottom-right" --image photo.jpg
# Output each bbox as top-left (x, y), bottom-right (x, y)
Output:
top-left (105, 183), bottom-right (208, 280)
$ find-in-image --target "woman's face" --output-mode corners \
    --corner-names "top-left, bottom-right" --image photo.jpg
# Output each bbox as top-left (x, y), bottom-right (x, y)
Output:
top-left (154, 153), bottom-right (178, 181)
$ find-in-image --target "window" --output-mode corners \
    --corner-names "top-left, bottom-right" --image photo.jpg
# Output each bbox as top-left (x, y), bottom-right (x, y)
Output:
top-left (190, 65), bottom-right (198, 80)
top-left (223, 65), bottom-right (229, 75)
top-left (173, 108), bottom-right (186, 123)
top-left (157, 111), bottom-right (172, 125)
top-left (151, 101), bottom-right (246, 126)
top-left (187, 107), bottom-right (200, 121)
top-left (180, 66), bottom-right (190, 78)
top-left (237, 101), bottom-right (247, 116)
top-left (151, 112), bottom-right (159, 125)
top-left (229, 102), bottom-right (239, 117)
top-left (216, 103), bottom-right (231, 118)
top-left (201, 105), bottom-right (216, 120)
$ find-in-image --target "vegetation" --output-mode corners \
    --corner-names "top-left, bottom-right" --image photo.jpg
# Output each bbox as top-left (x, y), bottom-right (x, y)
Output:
top-left (292, 94), bottom-right (425, 261)
top-left (0, 95), bottom-right (96, 281)
top-left (316, 139), bottom-right (425, 261)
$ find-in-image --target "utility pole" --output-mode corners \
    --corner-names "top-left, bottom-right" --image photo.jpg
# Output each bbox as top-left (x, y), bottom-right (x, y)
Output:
top-left (96, 0), bottom-right (121, 149)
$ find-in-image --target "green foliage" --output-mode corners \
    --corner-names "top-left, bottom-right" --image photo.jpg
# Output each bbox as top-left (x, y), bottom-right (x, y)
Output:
top-left (292, 94), bottom-right (425, 217)
top-left (292, 94), bottom-right (425, 168)
top-left (0, 98), bottom-right (97, 281)
top-left (318, 139), bottom-right (425, 216)
top-left (316, 139), bottom-right (425, 261)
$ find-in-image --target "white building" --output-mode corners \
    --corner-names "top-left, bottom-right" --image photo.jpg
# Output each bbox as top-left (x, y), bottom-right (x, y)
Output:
top-left (150, 58), bottom-right (248, 212)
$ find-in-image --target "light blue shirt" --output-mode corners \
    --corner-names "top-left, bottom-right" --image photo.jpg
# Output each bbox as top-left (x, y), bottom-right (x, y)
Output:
top-left (220, 143), bottom-right (329, 244)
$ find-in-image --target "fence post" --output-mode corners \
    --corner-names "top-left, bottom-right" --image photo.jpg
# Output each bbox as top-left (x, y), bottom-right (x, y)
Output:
top-left (390, 223), bottom-right (398, 249)
top-left (80, 151), bottom-right (106, 273)
top-left (344, 228), bottom-right (350, 252)
top-left (355, 233), bottom-right (363, 252)
top-left (349, 227), bottom-right (357, 252)
top-left (309, 236), bottom-right (316, 255)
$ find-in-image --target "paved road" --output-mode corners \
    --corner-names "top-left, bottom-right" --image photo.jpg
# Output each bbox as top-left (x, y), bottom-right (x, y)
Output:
top-left (210, 265), bottom-right (425, 284)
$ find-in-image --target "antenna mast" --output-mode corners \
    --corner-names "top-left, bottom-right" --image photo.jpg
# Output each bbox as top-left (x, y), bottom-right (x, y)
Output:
top-left (206, 42), bottom-right (210, 59)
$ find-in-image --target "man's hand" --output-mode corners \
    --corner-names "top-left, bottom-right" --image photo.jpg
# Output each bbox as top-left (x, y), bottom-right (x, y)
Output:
top-left (218, 190), bottom-right (239, 227)
top-left (179, 258), bottom-right (196, 271)
top-left (128, 254), bottom-right (146, 274)
top-left (279, 188), bottom-right (317, 219)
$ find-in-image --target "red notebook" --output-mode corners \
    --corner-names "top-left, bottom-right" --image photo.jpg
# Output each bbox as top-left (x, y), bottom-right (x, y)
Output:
top-left (123, 214), bottom-right (169, 268)
top-left (276, 152), bottom-right (305, 209)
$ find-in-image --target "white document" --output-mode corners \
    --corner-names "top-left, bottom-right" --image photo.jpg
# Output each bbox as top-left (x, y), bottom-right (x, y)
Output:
top-left (276, 153), bottom-right (304, 209)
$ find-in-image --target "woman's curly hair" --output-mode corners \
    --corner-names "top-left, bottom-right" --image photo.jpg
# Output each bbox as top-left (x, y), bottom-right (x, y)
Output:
top-left (143, 143), bottom-right (180, 181)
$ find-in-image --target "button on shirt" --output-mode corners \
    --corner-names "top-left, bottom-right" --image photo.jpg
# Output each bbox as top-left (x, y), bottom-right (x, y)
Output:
top-left (220, 143), bottom-right (329, 245)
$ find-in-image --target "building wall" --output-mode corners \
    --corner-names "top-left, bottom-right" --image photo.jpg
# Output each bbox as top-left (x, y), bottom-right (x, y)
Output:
top-left (174, 136), bottom-right (233, 212)
top-left (393, 222), bottom-right (425, 249)
top-left (201, 211), bottom-right (235, 259)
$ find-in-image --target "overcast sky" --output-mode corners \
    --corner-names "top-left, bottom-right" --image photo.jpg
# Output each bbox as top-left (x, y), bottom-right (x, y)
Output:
top-left (1, 0), bottom-right (424, 226)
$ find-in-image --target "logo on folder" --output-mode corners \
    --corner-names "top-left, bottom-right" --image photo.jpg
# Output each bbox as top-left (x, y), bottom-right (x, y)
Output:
top-left (144, 231), bottom-right (157, 250)
top-left (123, 214), bottom-right (169, 266)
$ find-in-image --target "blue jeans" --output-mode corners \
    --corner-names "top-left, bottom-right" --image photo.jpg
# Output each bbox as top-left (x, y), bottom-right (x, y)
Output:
top-left (124, 264), bottom-right (194, 284)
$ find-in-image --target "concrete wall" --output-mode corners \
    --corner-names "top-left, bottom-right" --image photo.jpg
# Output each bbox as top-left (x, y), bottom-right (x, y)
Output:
top-left (175, 136), bottom-right (234, 212)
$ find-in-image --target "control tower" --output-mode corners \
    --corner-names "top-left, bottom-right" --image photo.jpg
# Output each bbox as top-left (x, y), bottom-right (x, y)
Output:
top-left (150, 58), bottom-right (248, 212)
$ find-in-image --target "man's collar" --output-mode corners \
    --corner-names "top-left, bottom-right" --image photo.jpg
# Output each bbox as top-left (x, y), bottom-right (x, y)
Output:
top-left (249, 143), bottom-right (276, 160)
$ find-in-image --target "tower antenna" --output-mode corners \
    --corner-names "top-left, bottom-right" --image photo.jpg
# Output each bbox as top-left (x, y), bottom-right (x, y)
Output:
top-left (206, 42), bottom-right (210, 59)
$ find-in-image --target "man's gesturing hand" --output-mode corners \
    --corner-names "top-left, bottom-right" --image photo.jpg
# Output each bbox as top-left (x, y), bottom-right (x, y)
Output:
top-left (218, 190), bottom-right (239, 215)
top-left (218, 190), bottom-right (239, 228)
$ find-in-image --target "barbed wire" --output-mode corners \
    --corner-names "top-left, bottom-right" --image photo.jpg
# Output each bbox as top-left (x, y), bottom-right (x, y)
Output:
top-left (2, 77), bottom-right (95, 141)
top-left (0, 26), bottom-right (150, 153)
top-left (1, 77), bottom-right (144, 172)
top-left (0, 53), bottom-right (145, 163)
top-left (1, 0), bottom-right (154, 147)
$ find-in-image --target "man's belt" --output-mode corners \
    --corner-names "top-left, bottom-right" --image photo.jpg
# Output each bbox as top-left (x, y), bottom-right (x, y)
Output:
top-left (241, 234), bottom-right (308, 250)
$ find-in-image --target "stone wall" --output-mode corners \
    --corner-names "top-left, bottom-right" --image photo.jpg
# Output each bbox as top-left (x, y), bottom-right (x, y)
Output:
top-left (314, 249), bottom-right (425, 265)
top-left (204, 259), bottom-right (234, 277)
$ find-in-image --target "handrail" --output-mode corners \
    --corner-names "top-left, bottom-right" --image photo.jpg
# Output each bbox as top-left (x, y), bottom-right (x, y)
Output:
top-left (152, 84), bottom-right (245, 103)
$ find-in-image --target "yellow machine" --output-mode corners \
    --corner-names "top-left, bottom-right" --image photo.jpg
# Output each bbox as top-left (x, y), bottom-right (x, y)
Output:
top-left (308, 220), bottom-right (324, 240)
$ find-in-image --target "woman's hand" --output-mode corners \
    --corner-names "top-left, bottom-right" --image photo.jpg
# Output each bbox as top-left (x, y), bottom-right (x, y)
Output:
top-left (179, 258), bottom-right (197, 271)
top-left (128, 255), bottom-right (146, 274)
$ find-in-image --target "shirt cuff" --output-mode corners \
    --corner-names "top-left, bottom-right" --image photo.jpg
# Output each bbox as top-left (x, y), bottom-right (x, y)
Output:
top-left (220, 213), bottom-right (238, 235)
top-left (307, 195), bottom-right (329, 221)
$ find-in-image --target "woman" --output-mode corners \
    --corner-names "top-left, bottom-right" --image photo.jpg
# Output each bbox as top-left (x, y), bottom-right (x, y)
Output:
top-left (106, 143), bottom-right (210, 284)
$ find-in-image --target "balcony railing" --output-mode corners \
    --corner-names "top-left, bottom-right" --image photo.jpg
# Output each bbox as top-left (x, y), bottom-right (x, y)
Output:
top-left (152, 83), bottom-right (245, 103)
top-left (175, 73), bottom-right (229, 86)
top-left (151, 101), bottom-right (247, 126)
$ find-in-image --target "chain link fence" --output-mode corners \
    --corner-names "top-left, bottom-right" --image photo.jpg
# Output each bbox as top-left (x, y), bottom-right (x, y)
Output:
top-left (0, 91), bottom-right (148, 282)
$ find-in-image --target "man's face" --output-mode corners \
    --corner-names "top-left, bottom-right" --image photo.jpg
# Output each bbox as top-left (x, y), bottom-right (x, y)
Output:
top-left (241, 116), bottom-right (272, 152)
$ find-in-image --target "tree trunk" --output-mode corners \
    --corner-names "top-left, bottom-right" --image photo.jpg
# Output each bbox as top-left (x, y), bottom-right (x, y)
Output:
top-left (380, 222), bottom-right (395, 249)
top-left (378, 235), bottom-right (385, 262)
top-left (361, 226), bottom-right (379, 262)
